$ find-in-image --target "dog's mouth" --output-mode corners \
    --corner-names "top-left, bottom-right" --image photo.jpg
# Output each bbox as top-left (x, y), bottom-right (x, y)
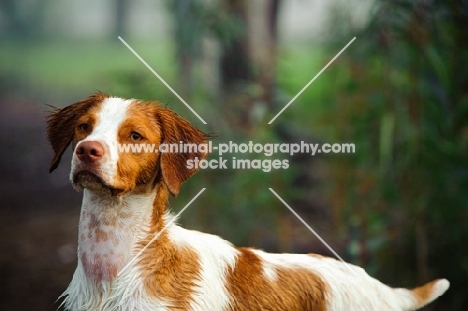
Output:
top-left (73, 170), bottom-right (124, 196)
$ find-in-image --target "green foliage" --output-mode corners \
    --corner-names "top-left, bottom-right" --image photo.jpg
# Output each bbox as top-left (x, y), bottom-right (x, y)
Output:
top-left (0, 40), bottom-right (175, 100)
top-left (166, 0), bottom-right (244, 58)
top-left (282, 1), bottom-right (468, 309)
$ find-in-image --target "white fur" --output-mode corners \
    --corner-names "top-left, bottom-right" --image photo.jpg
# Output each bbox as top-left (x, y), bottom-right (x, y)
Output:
top-left (432, 279), bottom-right (450, 297)
top-left (262, 261), bottom-right (278, 282)
top-left (70, 97), bottom-right (132, 186)
top-left (167, 226), bottom-right (237, 310)
top-left (77, 190), bottom-right (155, 280)
top-left (250, 250), bottom-right (446, 310)
top-left (61, 190), bottom-right (172, 311)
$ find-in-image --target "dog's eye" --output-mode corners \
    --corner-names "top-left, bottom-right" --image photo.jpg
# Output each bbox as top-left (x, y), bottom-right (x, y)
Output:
top-left (78, 123), bottom-right (89, 131)
top-left (130, 132), bottom-right (143, 141)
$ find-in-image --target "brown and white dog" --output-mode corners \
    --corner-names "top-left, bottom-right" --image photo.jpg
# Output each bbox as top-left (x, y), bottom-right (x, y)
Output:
top-left (47, 93), bottom-right (449, 311)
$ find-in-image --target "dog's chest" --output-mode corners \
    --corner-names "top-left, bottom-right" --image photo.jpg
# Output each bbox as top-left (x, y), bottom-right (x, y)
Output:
top-left (77, 195), bottom-right (151, 282)
top-left (78, 207), bottom-right (129, 281)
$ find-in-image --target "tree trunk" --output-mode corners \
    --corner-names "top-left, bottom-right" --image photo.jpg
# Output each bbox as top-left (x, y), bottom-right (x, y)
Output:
top-left (115, 0), bottom-right (130, 38)
top-left (220, 0), bottom-right (249, 91)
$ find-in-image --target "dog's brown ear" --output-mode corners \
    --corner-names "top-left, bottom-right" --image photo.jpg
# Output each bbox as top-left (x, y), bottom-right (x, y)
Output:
top-left (46, 92), bottom-right (107, 173)
top-left (157, 108), bottom-right (209, 196)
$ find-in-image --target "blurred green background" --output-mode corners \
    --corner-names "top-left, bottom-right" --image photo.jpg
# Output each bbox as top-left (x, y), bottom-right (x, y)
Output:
top-left (0, 0), bottom-right (467, 310)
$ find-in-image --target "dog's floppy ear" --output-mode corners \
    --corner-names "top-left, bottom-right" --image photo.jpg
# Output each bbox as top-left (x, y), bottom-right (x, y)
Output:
top-left (46, 92), bottom-right (107, 173)
top-left (156, 108), bottom-right (209, 196)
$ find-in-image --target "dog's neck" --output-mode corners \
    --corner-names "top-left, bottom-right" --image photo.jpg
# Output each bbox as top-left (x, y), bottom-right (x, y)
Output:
top-left (77, 184), bottom-right (169, 282)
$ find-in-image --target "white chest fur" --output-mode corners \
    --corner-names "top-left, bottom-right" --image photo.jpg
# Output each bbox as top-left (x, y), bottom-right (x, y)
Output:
top-left (60, 190), bottom-right (165, 311)
top-left (77, 190), bottom-right (154, 281)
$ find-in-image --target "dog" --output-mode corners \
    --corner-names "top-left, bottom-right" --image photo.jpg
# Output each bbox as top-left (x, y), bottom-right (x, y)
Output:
top-left (47, 93), bottom-right (449, 310)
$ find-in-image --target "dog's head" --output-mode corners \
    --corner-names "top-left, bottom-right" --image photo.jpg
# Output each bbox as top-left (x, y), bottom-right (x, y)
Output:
top-left (46, 92), bottom-right (209, 196)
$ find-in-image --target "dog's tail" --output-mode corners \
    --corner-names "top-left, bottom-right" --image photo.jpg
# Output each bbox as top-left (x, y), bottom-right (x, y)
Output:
top-left (393, 278), bottom-right (449, 310)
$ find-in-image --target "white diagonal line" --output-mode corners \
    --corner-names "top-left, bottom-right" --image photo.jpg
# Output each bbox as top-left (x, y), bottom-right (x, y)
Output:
top-left (268, 37), bottom-right (356, 124)
top-left (118, 188), bottom-right (206, 277)
top-left (269, 188), bottom-right (356, 275)
top-left (118, 36), bottom-right (207, 125)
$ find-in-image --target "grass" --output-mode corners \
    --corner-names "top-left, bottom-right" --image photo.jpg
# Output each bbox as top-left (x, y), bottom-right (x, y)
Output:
top-left (276, 44), bottom-right (342, 136)
top-left (0, 39), bottom-right (176, 98)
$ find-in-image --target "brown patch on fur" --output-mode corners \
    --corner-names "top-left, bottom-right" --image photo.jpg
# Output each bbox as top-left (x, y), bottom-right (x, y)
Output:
top-left (411, 279), bottom-right (438, 306)
top-left (89, 213), bottom-right (99, 230)
top-left (101, 214), bottom-right (118, 227)
top-left (113, 101), bottom-right (161, 195)
top-left (308, 253), bottom-right (328, 259)
top-left (95, 228), bottom-right (109, 242)
top-left (151, 184), bottom-right (170, 232)
top-left (155, 106), bottom-right (210, 196)
top-left (114, 99), bottom-right (209, 196)
top-left (226, 248), bottom-right (328, 311)
top-left (137, 230), bottom-right (201, 310)
top-left (120, 211), bottom-right (132, 219)
top-left (46, 92), bottom-right (107, 172)
top-left (134, 181), bottom-right (201, 308)
top-left (81, 251), bottom-right (119, 282)
top-left (86, 213), bottom-right (110, 242)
